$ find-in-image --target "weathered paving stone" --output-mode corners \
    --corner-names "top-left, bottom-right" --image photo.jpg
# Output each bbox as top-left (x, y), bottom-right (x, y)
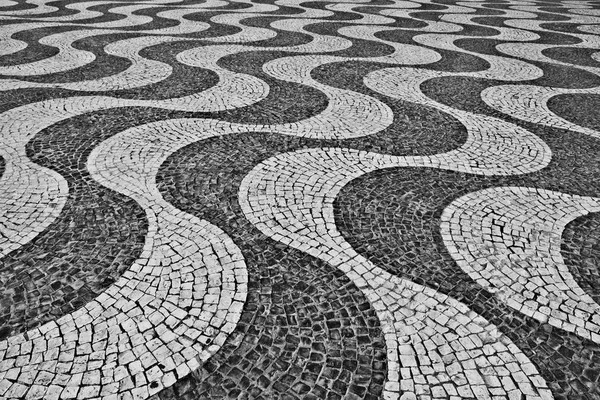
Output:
top-left (561, 212), bottom-right (600, 307)
top-left (1, 0), bottom-right (600, 398)
top-left (0, 108), bottom-right (182, 340)
top-left (547, 94), bottom-right (600, 132)
top-left (155, 133), bottom-right (389, 399)
top-left (334, 166), bottom-right (600, 399)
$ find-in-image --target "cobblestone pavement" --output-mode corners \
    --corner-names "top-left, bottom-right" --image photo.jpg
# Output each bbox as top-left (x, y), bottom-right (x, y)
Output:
top-left (0, 0), bottom-right (600, 399)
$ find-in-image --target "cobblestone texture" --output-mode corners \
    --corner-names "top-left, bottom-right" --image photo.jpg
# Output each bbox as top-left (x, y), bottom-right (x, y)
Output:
top-left (1, 0), bottom-right (600, 399)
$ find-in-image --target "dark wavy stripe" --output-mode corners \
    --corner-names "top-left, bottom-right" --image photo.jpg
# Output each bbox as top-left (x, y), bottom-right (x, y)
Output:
top-left (45, 1), bottom-right (131, 24)
top-left (0, 40), bottom-right (221, 102)
top-left (411, 2), bottom-right (447, 11)
top-left (71, 2), bottom-right (147, 26)
top-left (562, 212), bottom-right (600, 305)
top-left (304, 21), bottom-right (396, 57)
top-left (376, 29), bottom-right (491, 72)
top-left (548, 94), bottom-right (600, 132)
top-left (106, 40), bottom-right (219, 100)
top-left (422, 75), bottom-right (599, 121)
top-left (542, 46), bottom-right (600, 68)
top-left (0, 48), bottom-right (314, 116)
top-left (156, 133), bottom-right (387, 400)
top-left (212, 50), bottom-right (330, 124)
top-left (166, 10), bottom-right (242, 39)
top-left (294, 1), bottom-right (363, 21)
top-left (12, 31), bottom-right (140, 83)
top-left (537, 6), bottom-right (585, 16)
top-left (251, 0), bottom-right (305, 14)
top-left (0, 25), bottom-right (75, 67)
top-left (541, 22), bottom-right (595, 34)
top-left (0, 0), bottom-right (38, 12)
top-left (334, 166), bottom-right (600, 399)
top-left (472, 16), bottom-right (584, 45)
top-left (449, 40), bottom-right (600, 89)
top-left (312, 60), bottom-right (469, 155)
top-left (234, 15), bottom-right (315, 47)
top-left (5, 0), bottom-right (80, 19)
top-left (0, 107), bottom-right (197, 340)
top-left (111, 6), bottom-right (185, 32)
top-left (477, 3), bottom-right (571, 21)
top-left (0, 88), bottom-right (72, 114)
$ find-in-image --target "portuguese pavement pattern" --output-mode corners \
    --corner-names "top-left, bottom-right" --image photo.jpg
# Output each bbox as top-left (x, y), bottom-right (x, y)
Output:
top-left (0, 0), bottom-right (600, 398)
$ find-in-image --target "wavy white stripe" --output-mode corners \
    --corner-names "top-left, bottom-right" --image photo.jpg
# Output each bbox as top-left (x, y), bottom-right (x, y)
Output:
top-left (238, 147), bottom-right (553, 399)
top-left (0, 119), bottom-right (250, 399)
top-left (365, 67), bottom-right (551, 175)
top-left (442, 187), bottom-right (600, 343)
top-left (481, 85), bottom-right (600, 139)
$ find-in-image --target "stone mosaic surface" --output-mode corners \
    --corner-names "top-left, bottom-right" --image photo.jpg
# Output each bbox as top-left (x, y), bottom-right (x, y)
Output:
top-left (0, 0), bottom-right (599, 398)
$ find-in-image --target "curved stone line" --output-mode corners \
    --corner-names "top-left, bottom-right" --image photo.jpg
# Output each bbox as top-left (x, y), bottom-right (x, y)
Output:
top-left (238, 147), bottom-right (552, 399)
top-left (0, 3), bottom-right (449, 75)
top-left (0, 35), bottom-right (190, 91)
top-left (434, 15), bottom-right (541, 42)
top-left (380, 11), bottom-right (462, 33)
top-left (3, 24), bottom-right (331, 94)
top-left (0, 22), bottom-right (58, 56)
top-left (2, 22), bottom-right (443, 255)
top-left (405, 0), bottom-right (480, 16)
top-left (13, 11), bottom-right (381, 89)
top-left (0, 19), bottom-right (193, 62)
top-left (0, 4), bottom-right (215, 32)
top-left (441, 186), bottom-right (600, 344)
top-left (202, 13), bottom-right (279, 43)
top-left (181, 42), bottom-right (434, 139)
top-left (210, 1), bottom-right (280, 14)
top-left (370, 0), bottom-right (420, 10)
top-left (0, 39), bottom-right (539, 260)
top-left (141, 8), bottom-right (215, 35)
top-left (0, 16), bottom-right (214, 77)
top-left (496, 42), bottom-right (600, 78)
top-left (336, 25), bottom-right (445, 64)
top-left (438, 9), bottom-right (537, 24)
top-left (202, 2), bottom-right (412, 47)
top-left (0, 0), bottom-right (60, 16)
top-left (0, 79), bottom-right (270, 256)
top-left (0, 119), bottom-right (249, 399)
top-left (514, 2), bottom-right (594, 16)
top-left (0, 1), bottom-right (219, 27)
top-left (262, 55), bottom-right (396, 139)
top-left (153, 132), bottom-right (392, 399)
top-left (505, 19), bottom-right (600, 48)
top-left (0, 50), bottom-right (410, 261)
top-left (29, 0), bottom-right (114, 22)
top-left (0, 28), bottom-right (101, 76)
top-left (46, 3), bottom-right (213, 33)
top-left (0, 4), bottom-right (155, 26)
top-left (87, 6), bottom-right (213, 33)
top-left (481, 84), bottom-right (600, 139)
top-left (0, 99), bottom-right (112, 259)
top-left (319, 3), bottom-right (396, 25)
top-left (364, 67), bottom-right (551, 175)
top-left (268, 18), bottom-right (354, 52)
top-left (0, 93), bottom-right (456, 396)
top-left (253, 38), bottom-right (441, 138)
top-left (412, 34), bottom-right (544, 80)
top-left (276, 5), bottom-right (335, 19)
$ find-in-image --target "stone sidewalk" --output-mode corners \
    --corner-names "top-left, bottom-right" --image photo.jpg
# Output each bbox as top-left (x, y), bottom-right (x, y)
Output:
top-left (0, 0), bottom-right (599, 398)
